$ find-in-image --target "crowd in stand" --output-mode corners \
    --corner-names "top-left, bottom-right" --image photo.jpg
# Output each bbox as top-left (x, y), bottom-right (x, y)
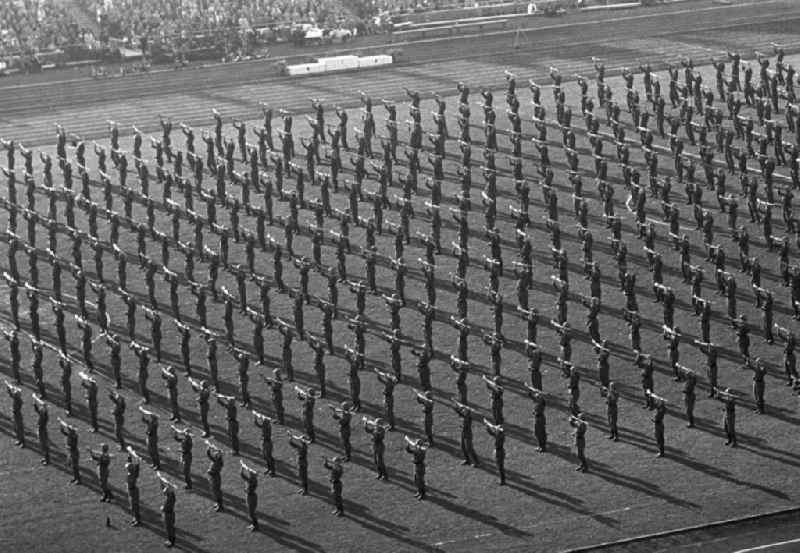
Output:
top-left (0, 0), bottom-right (369, 72)
top-left (80, 0), bottom-right (358, 47)
top-left (76, 0), bottom-right (530, 58)
top-left (0, 0), bottom-right (93, 59)
top-left (0, 0), bottom-right (589, 71)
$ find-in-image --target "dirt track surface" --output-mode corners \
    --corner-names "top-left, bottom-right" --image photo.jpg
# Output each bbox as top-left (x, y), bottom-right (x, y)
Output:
top-left (2, 2), bottom-right (800, 553)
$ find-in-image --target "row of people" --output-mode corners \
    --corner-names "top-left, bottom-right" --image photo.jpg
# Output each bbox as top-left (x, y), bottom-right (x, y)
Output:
top-left (1, 47), bottom-right (799, 548)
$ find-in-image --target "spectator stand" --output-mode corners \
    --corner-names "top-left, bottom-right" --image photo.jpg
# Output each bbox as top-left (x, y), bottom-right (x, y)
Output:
top-left (0, 0), bottom-right (703, 73)
top-left (78, 0), bottom-right (363, 62)
top-left (0, 0), bottom-right (107, 76)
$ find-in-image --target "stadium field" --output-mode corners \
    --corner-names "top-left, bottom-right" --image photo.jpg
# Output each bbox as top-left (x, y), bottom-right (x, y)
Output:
top-left (2, 1), bottom-right (800, 552)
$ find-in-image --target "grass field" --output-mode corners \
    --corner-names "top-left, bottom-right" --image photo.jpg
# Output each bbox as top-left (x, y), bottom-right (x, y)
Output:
top-left (2, 2), bottom-right (800, 553)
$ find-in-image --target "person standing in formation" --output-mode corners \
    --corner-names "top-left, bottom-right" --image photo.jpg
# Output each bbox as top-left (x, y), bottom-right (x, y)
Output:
top-left (323, 456), bottom-right (345, 516)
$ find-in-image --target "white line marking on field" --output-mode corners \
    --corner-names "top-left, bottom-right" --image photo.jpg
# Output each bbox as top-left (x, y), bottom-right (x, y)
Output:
top-left (733, 537), bottom-right (800, 552)
top-left (430, 502), bottom-right (645, 548)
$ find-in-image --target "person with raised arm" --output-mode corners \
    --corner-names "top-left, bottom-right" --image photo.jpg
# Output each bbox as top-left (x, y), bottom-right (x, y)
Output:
top-left (216, 392), bottom-right (240, 456)
top-left (125, 447), bottom-right (141, 526)
top-left (363, 416), bottom-right (389, 480)
top-left (329, 402), bottom-right (355, 461)
top-left (240, 460), bottom-right (260, 531)
top-left (452, 399), bottom-right (479, 467)
top-left (58, 417), bottom-right (81, 484)
top-left (253, 410), bottom-right (276, 475)
top-left (161, 365), bottom-right (180, 422)
top-left (32, 393), bottom-right (50, 463)
top-left (205, 440), bottom-right (225, 511)
top-left (570, 413), bottom-right (588, 472)
top-left (288, 431), bottom-right (311, 495)
top-left (79, 370), bottom-right (99, 432)
top-left (139, 403), bottom-right (161, 469)
top-left (404, 436), bottom-right (428, 499)
top-left (188, 377), bottom-right (211, 437)
top-left (323, 456), bottom-right (345, 515)
top-left (6, 380), bottom-right (24, 446)
top-left (156, 471), bottom-right (177, 547)
top-left (172, 425), bottom-right (193, 489)
top-left (483, 418), bottom-right (506, 485)
top-left (88, 443), bottom-right (113, 501)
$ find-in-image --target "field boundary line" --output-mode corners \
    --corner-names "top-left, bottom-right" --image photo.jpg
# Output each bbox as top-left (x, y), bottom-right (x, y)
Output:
top-left (560, 505), bottom-right (800, 552)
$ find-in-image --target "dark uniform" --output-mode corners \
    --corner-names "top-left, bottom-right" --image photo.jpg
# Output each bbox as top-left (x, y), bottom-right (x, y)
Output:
top-left (405, 440), bottom-right (427, 499)
top-left (241, 466), bottom-right (259, 530)
top-left (532, 393), bottom-right (547, 452)
top-left (254, 413), bottom-right (276, 475)
top-left (265, 371), bottom-right (285, 424)
top-left (752, 359), bottom-right (766, 414)
top-left (109, 391), bottom-right (126, 450)
top-left (324, 457), bottom-right (345, 515)
top-left (376, 371), bottom-right (397, 430)
top-left (298, 388), bottom-right (317, 442)
top-left (60, 422), bottom-right (81, 483)
top-left (454, 404), bottom-right (479, 466)
top-left (142, 409), bottom-right (160, 469)
top-left (126, 454), bottom-right (141, 526)
top-left (89, 445), bottom-right (113, 501)
top-left (721, 392), bottom-right (737, 446)
top-left (332, 403), bottom-right (353, 461)
top-left (605, 384), bottom-right (619, 440)
top-left (160, 481), bottom-right (176, 547)
top-left (174, 429), bottom-right (193, 489)
top-left (416, 391), bottom-right (435, 446)
top-left (485, 420), bottom-right (506, 485)
top-left (288, 434), bottom-right (310, 495)
top-left (33, 398), bottom-right (49, 463)
top-left (190, 379), bottom-right (211, 437)
top-left (207, 446), bottom-right (224, 511)
top-left (81, 374), bottom-right (99, 432)
top-left (59, 356), bottom-right (73, 416)
top-left (218, 394), bottom-right (240, 456)
top-left (106, 335), bottom-right (122, 389)
top-left (571, 415), bottom-right (588, 472)
top-left (653, 400), bottom-right (666, 457)
top-left (683, 370), bottom-right (697, 427)
top-left (365, 419), bottom-right (388, 479)
top-left (7, 384), bottom-right (24, 446)
top-left (162, 367), bottom-right (181, 423)
top-left (639, 354), bottom-right (655, 409)
top-left (131, 343), bottom-right (151, 403)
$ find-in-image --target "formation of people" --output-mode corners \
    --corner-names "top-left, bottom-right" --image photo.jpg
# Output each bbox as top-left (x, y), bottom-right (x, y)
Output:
top-left (2, 43), bottom-right (800, 547)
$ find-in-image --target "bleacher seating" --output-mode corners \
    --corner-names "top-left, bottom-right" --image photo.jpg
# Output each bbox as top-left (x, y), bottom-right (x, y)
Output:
top-left (79, 0), bottom-right (361, 53)
top-left (0, 0), bottom-right (102, 74)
